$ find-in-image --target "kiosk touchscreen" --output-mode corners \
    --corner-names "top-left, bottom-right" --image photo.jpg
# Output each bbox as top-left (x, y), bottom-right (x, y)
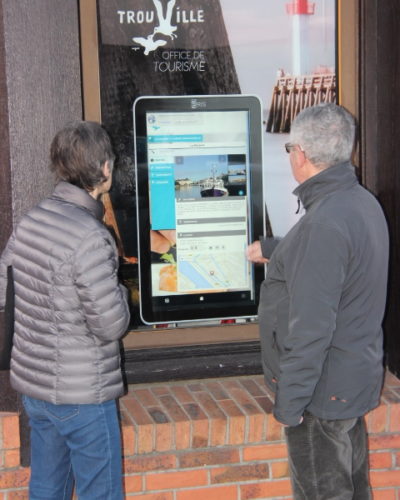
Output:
top-left (134, 95), bottom-right (264, 324)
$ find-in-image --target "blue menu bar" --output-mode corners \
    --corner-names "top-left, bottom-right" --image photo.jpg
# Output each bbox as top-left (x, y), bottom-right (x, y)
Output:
top-left (149, 164), bottom-right (176, 230)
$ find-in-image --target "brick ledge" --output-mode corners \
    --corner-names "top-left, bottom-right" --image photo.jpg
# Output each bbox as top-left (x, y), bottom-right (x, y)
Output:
top-left (1, 371), bottom-right (400, 499)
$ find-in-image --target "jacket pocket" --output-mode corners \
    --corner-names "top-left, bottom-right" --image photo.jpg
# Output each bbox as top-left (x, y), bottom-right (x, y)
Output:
top-left (272, 330), bottom-right (284, 356)
top-left (274, 295), bottom-right (290, 353)
top-left (311, 347), bottom-right (384, 418)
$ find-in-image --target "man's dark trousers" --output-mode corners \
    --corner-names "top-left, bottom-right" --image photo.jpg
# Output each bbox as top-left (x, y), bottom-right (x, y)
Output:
top-left (284, 411), bottom-right (371, 499)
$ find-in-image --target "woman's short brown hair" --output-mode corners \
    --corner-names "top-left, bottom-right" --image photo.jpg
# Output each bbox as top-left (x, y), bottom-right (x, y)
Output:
top-left (49, 121), bottom-right (115, 191)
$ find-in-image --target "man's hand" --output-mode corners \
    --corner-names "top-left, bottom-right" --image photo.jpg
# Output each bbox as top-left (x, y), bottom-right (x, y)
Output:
top-left (246, 241), bottom-right (269, 264)
top-left (277, 415), bottom-right (304, 427)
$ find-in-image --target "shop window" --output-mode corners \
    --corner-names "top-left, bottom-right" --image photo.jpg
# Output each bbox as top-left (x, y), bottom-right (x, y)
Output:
top-left (79, 0), bottom-right (356, 363)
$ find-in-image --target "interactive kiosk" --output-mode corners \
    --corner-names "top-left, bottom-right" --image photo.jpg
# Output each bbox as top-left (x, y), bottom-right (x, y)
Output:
top-left (134, 95), bottom-right (265, 324)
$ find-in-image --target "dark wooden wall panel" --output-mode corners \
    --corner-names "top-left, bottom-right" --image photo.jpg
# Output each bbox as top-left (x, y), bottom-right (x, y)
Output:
top-left (360, 0), bottom-right (400, 376)
top-left (0, 0), bottom-right (12, 250)
top-left (0, 0), bottom-right (83, 465)
top-left (0, 0), bottom-right (15, 428)
top-left (2, 0), bottom-right (83, 222)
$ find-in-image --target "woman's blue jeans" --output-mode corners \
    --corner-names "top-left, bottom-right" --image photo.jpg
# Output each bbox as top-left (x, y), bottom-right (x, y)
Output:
top-left (284, 411), bottom-right (371, 500)
top-left (22, 395), bottom-right (123, 500)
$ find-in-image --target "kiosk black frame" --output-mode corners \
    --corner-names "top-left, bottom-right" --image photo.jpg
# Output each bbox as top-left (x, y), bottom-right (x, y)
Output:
top-left (134, 95), bottom-right (265, 324)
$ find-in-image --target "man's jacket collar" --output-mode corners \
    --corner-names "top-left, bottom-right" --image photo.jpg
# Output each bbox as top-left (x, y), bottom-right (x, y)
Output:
top-left (293, 161), bottom-right (358, 211)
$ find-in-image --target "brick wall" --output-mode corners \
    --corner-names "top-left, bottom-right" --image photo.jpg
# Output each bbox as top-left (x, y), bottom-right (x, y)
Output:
top-left (1, 372), bottom-right (400, 499)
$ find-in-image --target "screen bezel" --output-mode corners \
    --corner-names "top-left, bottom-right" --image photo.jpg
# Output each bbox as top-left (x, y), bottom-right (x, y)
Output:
top-left (134, 95), bottom-right (265, 325)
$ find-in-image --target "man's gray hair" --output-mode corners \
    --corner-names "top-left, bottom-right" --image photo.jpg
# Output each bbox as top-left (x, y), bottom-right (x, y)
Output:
top-left (290, 103), bottom-right (356, 168)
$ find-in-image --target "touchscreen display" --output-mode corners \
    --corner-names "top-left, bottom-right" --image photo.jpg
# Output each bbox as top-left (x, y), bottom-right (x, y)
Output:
top-left (134, 96), bottom-right (264, 324)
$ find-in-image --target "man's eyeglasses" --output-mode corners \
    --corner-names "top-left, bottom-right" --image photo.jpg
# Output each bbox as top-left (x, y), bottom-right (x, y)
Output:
top-left (285, 142), bottom-right (305, 154)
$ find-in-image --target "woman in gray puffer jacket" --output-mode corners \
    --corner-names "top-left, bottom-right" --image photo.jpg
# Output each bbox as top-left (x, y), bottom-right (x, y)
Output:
top-left (0, 121), bottom-right (130, 500)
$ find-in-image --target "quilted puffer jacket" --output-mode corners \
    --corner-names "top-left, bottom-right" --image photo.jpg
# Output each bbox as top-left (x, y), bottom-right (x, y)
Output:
top-left (0, 182), bottom-right (130, 404)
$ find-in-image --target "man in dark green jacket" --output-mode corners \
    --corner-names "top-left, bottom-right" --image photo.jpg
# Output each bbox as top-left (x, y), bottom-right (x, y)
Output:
top-left (248, 103), bottom-right (389, 499)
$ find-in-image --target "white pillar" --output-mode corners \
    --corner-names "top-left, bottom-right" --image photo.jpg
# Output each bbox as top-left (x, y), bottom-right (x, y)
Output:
top-left (292, 14), bottom-right (311, 75)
